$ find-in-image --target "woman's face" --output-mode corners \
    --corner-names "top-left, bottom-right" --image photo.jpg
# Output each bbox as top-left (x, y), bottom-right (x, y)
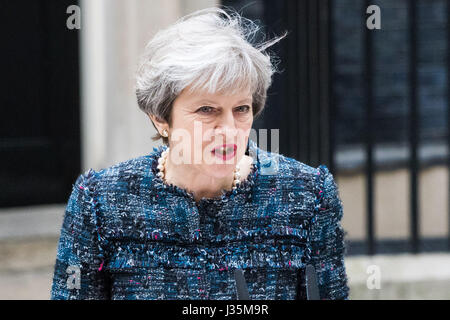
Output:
top-left (167, 85), bottom-right (254, 179)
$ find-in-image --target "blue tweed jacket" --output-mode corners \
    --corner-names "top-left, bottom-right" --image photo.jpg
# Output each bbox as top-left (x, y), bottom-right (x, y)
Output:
top-left (50, 139), bottom-right (349, 300)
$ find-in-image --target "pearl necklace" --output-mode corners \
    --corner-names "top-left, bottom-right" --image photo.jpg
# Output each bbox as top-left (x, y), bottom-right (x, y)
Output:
top-left (156, 147), bottom-right (242, 190)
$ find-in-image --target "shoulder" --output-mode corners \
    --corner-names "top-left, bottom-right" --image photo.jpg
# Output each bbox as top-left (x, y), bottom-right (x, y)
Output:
top-left (252, 143), bottom-right (323, 182)
top-left (76, 152), bottom-right (155, 196)
top-left (253, 144), bottom-right (341, 213)
top-left (68, 153), bottom-right (157, 235)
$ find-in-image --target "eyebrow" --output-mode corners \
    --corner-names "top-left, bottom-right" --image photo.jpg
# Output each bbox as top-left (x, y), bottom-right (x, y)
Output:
top-left (194, 98), bottom-right (252, 106)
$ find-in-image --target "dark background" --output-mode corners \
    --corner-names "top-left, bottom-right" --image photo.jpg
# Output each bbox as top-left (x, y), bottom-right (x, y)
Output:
top-left (0, 0), bottom-right (80, 207)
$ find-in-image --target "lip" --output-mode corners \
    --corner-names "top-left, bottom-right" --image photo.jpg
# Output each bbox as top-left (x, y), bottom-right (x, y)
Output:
top-left (211, 144), bottom-right (237, 161)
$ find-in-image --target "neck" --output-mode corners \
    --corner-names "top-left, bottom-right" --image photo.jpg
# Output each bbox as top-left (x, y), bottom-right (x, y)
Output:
top-left (164, 150), bottom-right (236, 202)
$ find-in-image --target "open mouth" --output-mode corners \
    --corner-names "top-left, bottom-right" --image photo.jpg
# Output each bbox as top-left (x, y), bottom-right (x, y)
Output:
top-left (211, 144), bottom-right (237, 160)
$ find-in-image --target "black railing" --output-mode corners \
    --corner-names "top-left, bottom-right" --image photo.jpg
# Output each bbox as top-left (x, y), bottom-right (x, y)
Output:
top-left (223, 0), bottom-right (450, 256)
top-left (363, 0), bottom-right (376, 255)
top-left (447, 0), bottom-right (450, 251)
top-left (408, 0), bottom-right (420, 254)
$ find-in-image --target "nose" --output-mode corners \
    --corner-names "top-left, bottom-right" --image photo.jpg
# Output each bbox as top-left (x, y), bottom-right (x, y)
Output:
top-left (214, 109), bottom-right (237, 137)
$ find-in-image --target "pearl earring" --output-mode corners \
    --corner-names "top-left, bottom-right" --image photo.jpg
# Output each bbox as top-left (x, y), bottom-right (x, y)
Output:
top-left (162, 129), bottom-right (168, 137)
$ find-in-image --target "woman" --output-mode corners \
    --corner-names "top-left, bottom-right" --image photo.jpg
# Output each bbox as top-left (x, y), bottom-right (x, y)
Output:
top-left (51, 7), bottom-right (349, 300)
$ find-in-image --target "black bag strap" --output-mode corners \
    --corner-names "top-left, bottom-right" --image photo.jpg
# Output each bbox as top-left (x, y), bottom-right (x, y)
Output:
top-left (234, 265), bottom-right (320, 300)
top-left (234, 269), bottom-right (251, 300)
top-left (305, 264), bottom-right (320, 300)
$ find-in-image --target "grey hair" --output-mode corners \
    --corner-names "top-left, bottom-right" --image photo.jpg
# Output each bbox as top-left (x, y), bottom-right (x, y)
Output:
top-left (135, 6), bottom-right (288, 144)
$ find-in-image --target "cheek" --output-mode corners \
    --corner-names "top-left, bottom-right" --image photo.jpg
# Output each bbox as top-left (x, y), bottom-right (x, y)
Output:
top-left (237, 120), bottom-right (253, 140)
top-left (168, 119), bottom-right (197, 162)
top-left (238, 121), bottom-right (253, 154)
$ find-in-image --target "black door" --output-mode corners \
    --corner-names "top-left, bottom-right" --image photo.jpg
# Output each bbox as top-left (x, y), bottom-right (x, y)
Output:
top-left (0, 0), bottom-right (80, 207)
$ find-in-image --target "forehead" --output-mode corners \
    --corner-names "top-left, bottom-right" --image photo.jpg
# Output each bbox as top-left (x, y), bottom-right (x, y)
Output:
top-left (178, 84), bottom-right (253, 106)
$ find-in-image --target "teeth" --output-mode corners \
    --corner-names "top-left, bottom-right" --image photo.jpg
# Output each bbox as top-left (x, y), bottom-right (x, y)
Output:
top-left (216, 146), bottom-right (233, 154)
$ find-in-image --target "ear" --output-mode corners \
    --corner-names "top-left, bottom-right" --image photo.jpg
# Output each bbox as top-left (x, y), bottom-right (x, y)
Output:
top-left (147, 113), bottom-right (168, 135)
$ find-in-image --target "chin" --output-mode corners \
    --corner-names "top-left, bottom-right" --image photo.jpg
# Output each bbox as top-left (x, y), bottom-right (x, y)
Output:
top-left (205, 164), bottom-right (235, 178)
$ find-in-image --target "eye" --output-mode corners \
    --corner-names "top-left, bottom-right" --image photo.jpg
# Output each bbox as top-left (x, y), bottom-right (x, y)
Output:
top-left (197, 106), bottom-right (215, 114)
top-left (235, 105), bottom-right (251, 113)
